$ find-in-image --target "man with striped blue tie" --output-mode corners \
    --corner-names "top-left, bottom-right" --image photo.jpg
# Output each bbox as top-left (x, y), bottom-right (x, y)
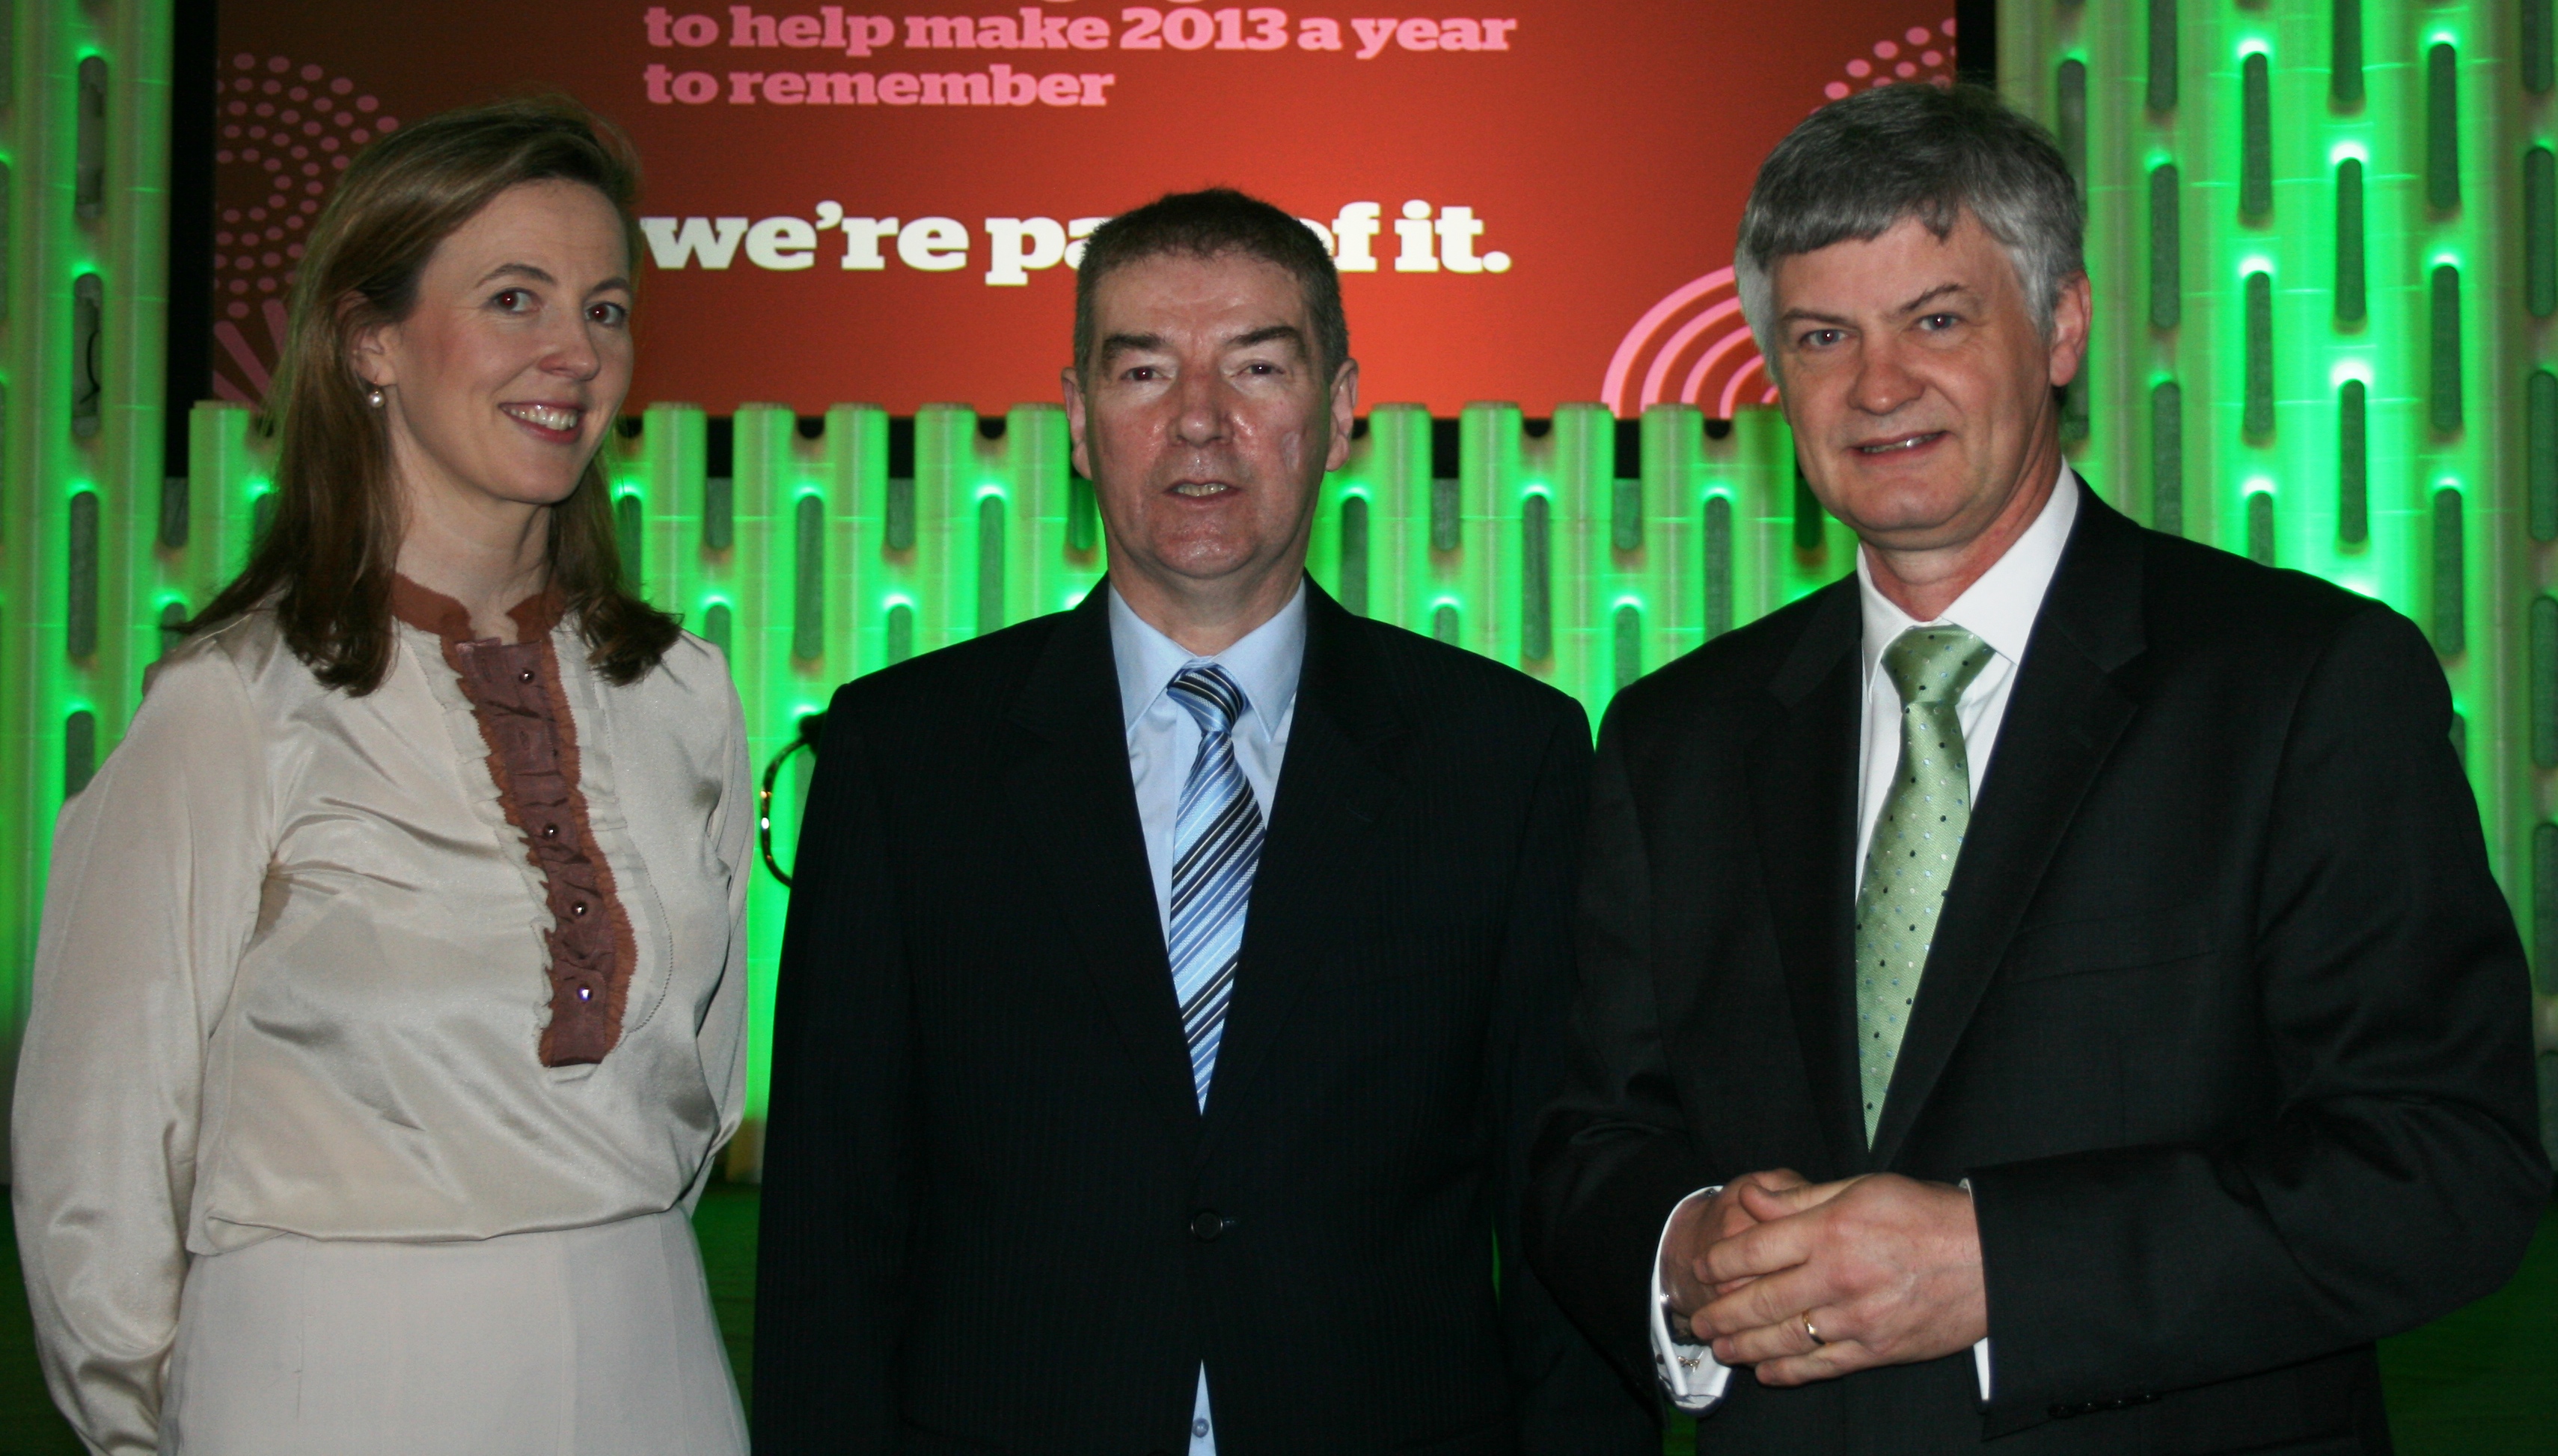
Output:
top-left (752, 189), bottom-right (1656, 1456)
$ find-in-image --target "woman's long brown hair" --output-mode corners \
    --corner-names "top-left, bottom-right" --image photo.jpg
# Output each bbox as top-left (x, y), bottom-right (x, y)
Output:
top-left (186, 96), bottom-right (679, 693)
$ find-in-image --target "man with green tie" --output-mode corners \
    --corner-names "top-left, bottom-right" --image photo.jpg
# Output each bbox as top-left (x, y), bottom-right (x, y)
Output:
top-left (1526, 82), bottom-right (2547, 1455)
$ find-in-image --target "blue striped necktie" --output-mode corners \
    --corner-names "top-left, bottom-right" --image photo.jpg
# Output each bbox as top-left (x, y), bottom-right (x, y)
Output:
top-left (1165, 664), bottom-right (1264, 1109)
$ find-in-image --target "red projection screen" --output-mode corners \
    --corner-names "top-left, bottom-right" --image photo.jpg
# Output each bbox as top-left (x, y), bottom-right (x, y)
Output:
top-left (206, 2), bottom-right (1959, 417)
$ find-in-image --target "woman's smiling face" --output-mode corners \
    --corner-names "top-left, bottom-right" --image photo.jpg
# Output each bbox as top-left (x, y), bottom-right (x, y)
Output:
top-left (357, 178), bottom-right (635, 519)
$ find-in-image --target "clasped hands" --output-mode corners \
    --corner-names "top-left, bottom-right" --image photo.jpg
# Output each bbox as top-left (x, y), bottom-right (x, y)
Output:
top-left (1662, 1169), bottom-right (1988, 1387)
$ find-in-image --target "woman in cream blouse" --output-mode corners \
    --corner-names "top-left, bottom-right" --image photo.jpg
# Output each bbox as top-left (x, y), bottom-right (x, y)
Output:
top-left (11, 99), bottom-right (750, 1455)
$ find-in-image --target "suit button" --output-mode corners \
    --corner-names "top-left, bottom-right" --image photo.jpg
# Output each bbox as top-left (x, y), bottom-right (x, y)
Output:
top-left (1189, 1209), bottom-right (1227, 1241)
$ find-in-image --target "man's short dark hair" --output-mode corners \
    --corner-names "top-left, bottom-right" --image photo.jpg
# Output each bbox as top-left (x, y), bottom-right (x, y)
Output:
top-left (1736, 83), bottom-right (2084, 364)
top-left (1073, 188), bottom-right (1349, 380)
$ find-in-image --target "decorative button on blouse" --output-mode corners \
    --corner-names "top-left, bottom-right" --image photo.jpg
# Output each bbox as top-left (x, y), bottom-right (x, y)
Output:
top-left (392, 577), bottom-right (635, 1068)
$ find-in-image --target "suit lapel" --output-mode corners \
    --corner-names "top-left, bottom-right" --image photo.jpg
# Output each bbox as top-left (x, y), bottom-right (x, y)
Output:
top-left (1196, 584), bottom-right (1401, 1157)
top-left (1745, 581), bottom-right (1871, 1178)
top-left (1867, 495), bottom-right (2149, 1166)
top-left (1002, 588), bottom-right (1204, 1147)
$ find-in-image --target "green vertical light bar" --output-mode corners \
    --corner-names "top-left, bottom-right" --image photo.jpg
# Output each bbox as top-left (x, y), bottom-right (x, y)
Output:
top-left (2533, 370), bottom-right (2558, 542)
top-left (1374, 404), bottom-right (1442, 642)
top-left (2403, 16), bottom-right (2518, 1006)
top-left (1634, 406), bottom-right (1701, 694)
top-left (2334, 0), bottom-right (2365, 107)
top-left (2340, 379), bottom-right (2369, 543)
top-left (2057, 52), bottom-right (2093, 447)
top-left (2523, 0), bottom-right (2558, 1108)
top-left (910, 404), bottom-right (973, 657)
top-left (182, 403), bottom-right (266, 601)
top-left (2243, 52), bottom-right (2275, 219)
top-left (2337, 158), bottom-right (2367, 322)
top-left (728, 404), bottom-right (809, 1175)
top-left (2428, 41), bottom-right (2461, 211)
top-left (827, 404), bottom-right (890, 669)
top-left (1533, 403), bottom-right (1613, 708)
top-left (2149, 163), bottom-right (2181, 328)
top-left (1710, 406), bottom-right (1836, 618)
top-left (1463, 401), bottom-right (1531, 676)
top-left (877, 410), bottom-right (924, 667)
top-left (2144, 0), bottom-right (2176, 113)
top-left (2135, 0), bottom-right (2185, 533)
top-left (1344, 409), bottom-right (1414, 631)
top-left (0, 1), bottom-right (175, 1162)
top-left (2152, 381), bottom-right (2184, 533)
top-left (628, 406), bottom-right (716, 667)
top-left (2245, 270), bottom-right (2276, 440)
top-left (1005, 403), bottom-right (1089, 624)
top-left (1307, 411), bottom-right (1366, 614)
top-left (1625, 403), bottom-right (1698, 694)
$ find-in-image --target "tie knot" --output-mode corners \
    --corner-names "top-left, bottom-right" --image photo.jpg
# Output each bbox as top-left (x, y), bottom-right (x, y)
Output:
top-left (1166, 663), bottom-right (1249, 735)
top-left (1880, 625), bottom-right (1995, 708)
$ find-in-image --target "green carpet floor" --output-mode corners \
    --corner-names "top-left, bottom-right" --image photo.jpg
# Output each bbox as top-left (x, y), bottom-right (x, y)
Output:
top-left (4, 1190), bottom-right (2551, 1454)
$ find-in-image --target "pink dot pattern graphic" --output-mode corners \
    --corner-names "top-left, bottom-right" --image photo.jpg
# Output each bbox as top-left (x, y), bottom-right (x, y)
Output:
top-left (1824, 17), bottom-right (1959, 101)
top-left (1603, 16), bottom-right (1957, 417)
top-left (209, 52), bottom-right (399, 405)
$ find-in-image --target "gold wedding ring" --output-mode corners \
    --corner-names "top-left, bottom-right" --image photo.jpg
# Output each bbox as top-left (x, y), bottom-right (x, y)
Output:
top-left (1801, 1310), bottom-right (1827, 1347)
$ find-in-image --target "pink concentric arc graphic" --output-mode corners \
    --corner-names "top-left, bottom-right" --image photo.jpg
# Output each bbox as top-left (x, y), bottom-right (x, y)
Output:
top-left (1599, 16), bottom-right (1958, 418)
top-left (208, 52), bottom-right (399, 406)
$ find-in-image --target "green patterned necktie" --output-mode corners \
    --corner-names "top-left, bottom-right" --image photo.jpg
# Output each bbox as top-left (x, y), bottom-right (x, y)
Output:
top-left (1855, 625), bottom-right (1998, 1143)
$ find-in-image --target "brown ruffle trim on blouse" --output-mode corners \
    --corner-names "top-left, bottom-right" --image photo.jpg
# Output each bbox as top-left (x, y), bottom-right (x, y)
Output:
top-left (391, 576), bottom-right (637, 1067)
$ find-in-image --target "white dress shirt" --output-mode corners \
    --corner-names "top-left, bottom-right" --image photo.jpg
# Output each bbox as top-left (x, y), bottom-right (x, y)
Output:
top-left (1109, 581), bottom-right (1309, 1456)
top-left (1650, 464), bottom-right (2080, 1414)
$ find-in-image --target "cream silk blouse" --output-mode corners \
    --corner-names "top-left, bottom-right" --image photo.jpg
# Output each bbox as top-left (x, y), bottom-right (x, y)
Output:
top-left (8, 598), bottom-right (752, 1452)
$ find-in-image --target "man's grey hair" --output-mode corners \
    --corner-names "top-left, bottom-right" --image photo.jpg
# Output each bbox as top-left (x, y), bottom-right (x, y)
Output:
top-left (1735, 83), bottom-right (2084, 374)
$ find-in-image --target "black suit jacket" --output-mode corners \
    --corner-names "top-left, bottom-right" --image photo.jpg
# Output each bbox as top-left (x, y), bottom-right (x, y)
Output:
top-left (1525, 493), bottom-right (2550, 1455)
top-left (754, 581), bottom-right (1655, 1455)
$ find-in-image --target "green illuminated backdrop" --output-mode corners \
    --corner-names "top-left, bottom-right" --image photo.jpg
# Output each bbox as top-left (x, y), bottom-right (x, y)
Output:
top-left (0, 1), bottom-right (177, 1172)
top-left (1999, 0), bottom-right (2558, 1154)
top-left (0, 1), bottom-right (2551, 1176)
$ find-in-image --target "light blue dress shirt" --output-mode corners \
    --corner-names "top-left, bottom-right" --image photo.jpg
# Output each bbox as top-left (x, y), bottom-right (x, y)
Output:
top-left (1107, 581), bottom-right (1309, 1456)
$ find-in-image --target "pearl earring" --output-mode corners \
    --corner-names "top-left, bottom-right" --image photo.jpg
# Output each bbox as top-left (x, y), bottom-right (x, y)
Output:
top-left (366, 386), bottom-right (386, 409)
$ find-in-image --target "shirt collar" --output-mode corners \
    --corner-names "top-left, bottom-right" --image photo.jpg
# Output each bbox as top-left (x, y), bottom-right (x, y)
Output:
top-left (1109, 579), bottom-right (1309, 740)
top-left (1856, 460), bottom-right (2080, 685)
top-left (388, 574), bottom-right (566, 643)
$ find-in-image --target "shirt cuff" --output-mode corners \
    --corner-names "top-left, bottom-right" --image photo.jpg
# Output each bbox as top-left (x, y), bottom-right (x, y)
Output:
top-left (1650, 1187), bottom-right (1731, 1413)
top-left (1958, 1178), bottom-right (1989, 1402)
